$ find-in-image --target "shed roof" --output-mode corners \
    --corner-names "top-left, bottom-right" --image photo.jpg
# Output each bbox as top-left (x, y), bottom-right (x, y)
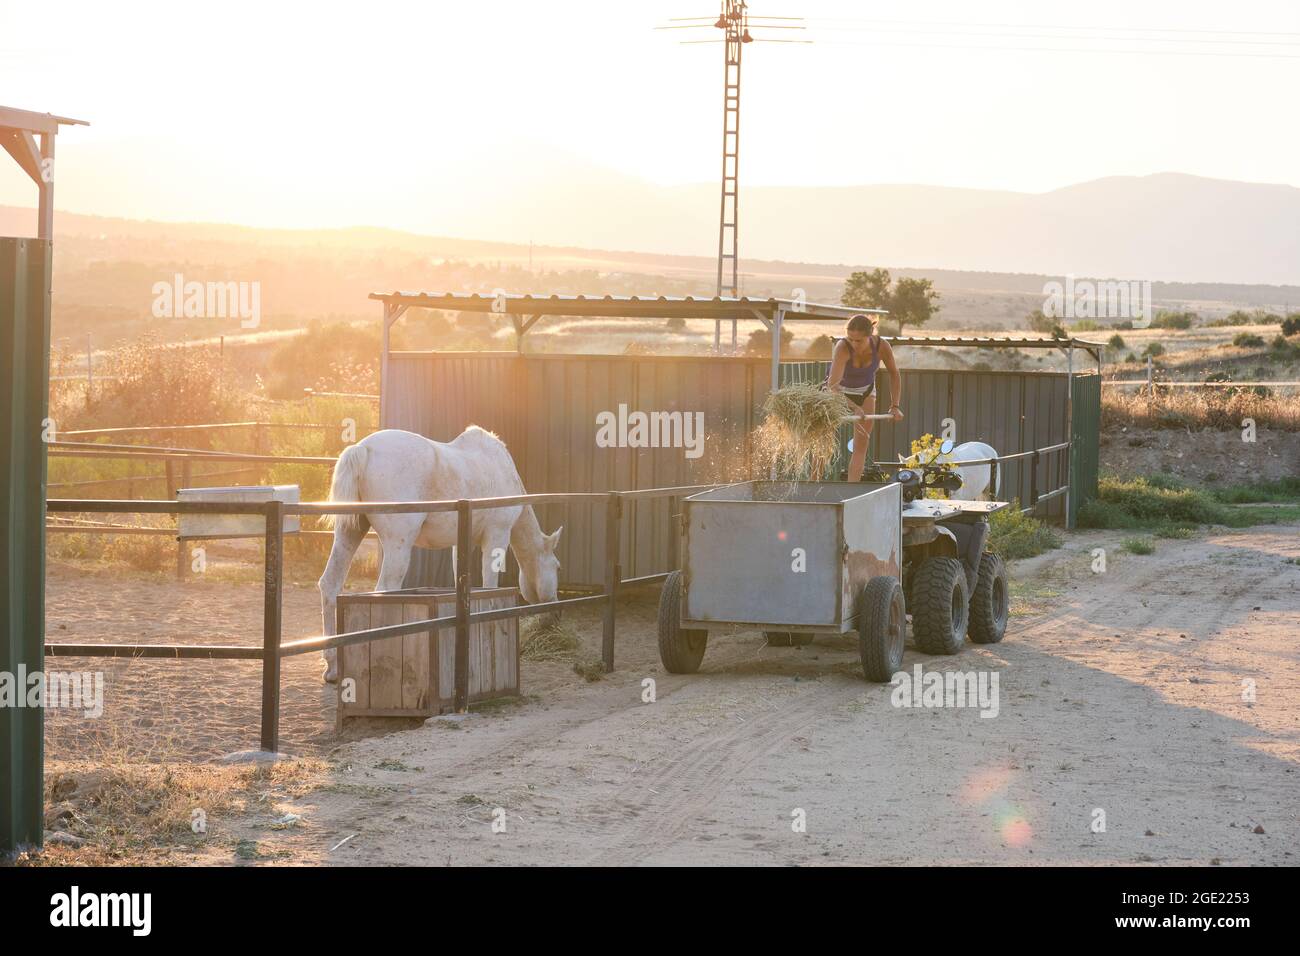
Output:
top-left (368, 291), bottom-right (886, 322)
top-left (889, 335), bottom-right (1105, 354)
top-left (0, 106), bottom-right (89, 135)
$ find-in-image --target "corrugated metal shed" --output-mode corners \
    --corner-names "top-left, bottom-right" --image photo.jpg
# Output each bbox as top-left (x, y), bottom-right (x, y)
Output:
top-left (384, 351), bottom-right (1089, 589)
top-left (387, 352), bottom-right (766, 589)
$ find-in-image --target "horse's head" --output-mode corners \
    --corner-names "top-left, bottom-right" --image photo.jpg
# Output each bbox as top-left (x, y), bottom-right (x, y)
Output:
top-left (519, 525), bottom-right (563, 605)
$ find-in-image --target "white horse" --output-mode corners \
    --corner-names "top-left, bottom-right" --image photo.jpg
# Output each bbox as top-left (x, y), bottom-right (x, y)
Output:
top-left (317, 426), bottom-right (563, 682)
top-left (911, 440), bottom-right (1001, 500)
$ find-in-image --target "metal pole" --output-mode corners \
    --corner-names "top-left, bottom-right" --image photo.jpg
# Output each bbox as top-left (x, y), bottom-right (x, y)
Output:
top-left (770, 307), bottom-right (783, 393)
top-left (1065, 343), bottom-right (1074, 526)
top-left (602, 492), bottom-right (622, 673)
top-left (260, 499), bottom-right (284, 752)
top-left (454, 498), bottom-right (472, 713)
top-left (380, 303), bottom-right (391, 426)
top-left (37, 131), bottom-right (54, 241)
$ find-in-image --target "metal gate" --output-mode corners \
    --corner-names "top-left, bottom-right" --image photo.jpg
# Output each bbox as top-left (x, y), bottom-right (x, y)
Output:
top-left (1069, 373), bottom-right (1102, 527)
top-left (1, 237), bottom-right (51, 854)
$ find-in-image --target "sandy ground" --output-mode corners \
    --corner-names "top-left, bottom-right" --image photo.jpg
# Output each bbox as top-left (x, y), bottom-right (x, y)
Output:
top-left (47, 519), bottom-right (1298, 866)
top-left (44, 563), bottom-right (339, 760)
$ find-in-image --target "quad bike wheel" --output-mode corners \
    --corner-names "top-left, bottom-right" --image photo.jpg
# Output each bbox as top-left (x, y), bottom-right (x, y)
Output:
top-left (910, 556), bottom-right (969, 655)
top-left (968, 551), bottom-right (1009, 644)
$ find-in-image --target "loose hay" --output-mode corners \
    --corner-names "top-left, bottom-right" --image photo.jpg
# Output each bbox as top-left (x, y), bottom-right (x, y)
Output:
top-left (755, 384), bottom-right (857, 480)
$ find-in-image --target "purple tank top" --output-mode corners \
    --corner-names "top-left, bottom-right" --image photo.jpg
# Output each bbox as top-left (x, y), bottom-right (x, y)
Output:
top-left (832, 336), bottom-right (881, 391)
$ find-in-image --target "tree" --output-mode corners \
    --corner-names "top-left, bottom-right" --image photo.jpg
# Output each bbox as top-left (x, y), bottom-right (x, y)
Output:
top-left (803, 334), bottom-right (835, 359)
top-left (745, 326), bottom-right (795, 355)
top-left (840, 268), bottom-right (940, 335)
top-left (841, 268), bottom-right (892, 312)
top-left (1026, 309), bottom-right (1056, 334)
top-left (889, 277), bottom-right (940, 335)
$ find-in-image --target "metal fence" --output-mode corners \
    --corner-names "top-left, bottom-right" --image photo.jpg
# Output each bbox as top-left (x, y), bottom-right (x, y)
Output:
top-left (44, 484), bottom-right (715, 753)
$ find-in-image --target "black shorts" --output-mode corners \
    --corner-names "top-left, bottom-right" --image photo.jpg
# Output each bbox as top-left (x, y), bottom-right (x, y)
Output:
top-left (843, 386), bottom-right (874, 408)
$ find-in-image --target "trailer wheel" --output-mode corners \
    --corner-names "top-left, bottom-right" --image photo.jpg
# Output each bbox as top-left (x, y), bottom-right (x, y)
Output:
top-left (765, 631), bottom-right (813, 647)
top-left (911, 557), bottom-right (969, 655)
top-left (857, 576), bottom-right (905, 682)
top-left (969, 552), bottom-right (1009, 644)
top-left (658, 570), bottom-right (708, 674)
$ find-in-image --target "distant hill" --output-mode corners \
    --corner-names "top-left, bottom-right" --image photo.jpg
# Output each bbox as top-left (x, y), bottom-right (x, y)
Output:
top-left (4, 201), bottom-right (1298, 352)
top-left (5, 169), bottom-right (1300, 286)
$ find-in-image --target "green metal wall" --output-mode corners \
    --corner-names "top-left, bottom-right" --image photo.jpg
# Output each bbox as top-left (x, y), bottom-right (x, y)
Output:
top-left (0, 237), bottom-right (50, 855)
top-left (1069, 373), bottom-right (1102, 528)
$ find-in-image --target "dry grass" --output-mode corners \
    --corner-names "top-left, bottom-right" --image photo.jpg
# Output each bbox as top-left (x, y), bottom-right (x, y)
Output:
top-left (1102, 388), bottom-right (1300, 432)
top-left (519, 615), bottom-right (582, 662)
top-left (755, 384), bottom-right (856, 480)
top-left (25, 753), bottom-right (330, 866)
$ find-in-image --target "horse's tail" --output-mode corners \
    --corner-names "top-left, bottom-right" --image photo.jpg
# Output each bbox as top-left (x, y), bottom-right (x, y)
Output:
top-left (324, 441), bottom-right (368, 535)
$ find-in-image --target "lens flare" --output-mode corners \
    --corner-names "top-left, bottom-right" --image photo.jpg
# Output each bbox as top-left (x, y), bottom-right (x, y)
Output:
top-left (960, 765), bottom-right (1033, 848)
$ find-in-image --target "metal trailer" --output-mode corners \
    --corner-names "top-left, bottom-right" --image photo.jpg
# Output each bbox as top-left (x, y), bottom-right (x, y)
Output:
top-left (658, 475), bottom-right (1012, 682)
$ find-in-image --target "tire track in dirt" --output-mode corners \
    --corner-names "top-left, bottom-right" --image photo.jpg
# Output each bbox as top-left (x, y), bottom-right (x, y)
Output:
top-left (584, 677), bottom-right (866, 865)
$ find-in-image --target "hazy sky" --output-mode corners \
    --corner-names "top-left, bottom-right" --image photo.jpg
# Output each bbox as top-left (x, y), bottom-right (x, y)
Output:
top-left (2, 0), bottom-right (1298, 234)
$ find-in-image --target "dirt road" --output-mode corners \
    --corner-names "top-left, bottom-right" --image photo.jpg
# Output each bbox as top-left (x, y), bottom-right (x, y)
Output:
top-left (259, 523), bottom-right (1298, 866)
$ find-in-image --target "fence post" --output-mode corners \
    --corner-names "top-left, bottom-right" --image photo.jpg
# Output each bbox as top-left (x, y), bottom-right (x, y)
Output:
top-left (1029, 450), bottom-right (1040, 509)
top-left (454, 499), bottom-right (472, 714)
top-left (260, 499), bottom-right (284, 752)
top-left (177, 459), bottom-right (193, 580)
top-left (602, 492), bottom-right (622, 673)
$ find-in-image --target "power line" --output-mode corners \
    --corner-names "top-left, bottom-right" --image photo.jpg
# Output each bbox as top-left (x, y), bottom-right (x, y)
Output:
top-left (808, 38), bottom-right (1300, 60)
top-left (800, 17), bottom-right (1300, 40)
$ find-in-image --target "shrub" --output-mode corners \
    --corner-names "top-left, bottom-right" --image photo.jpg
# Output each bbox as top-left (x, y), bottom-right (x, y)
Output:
top-left (1232, 332), bottom-right (1265, 348)
top-left (1209, 477), bottom-right (1300, 503)
top-left (666, 316), bottom-right (687, 332)
top-left (1152, 311), bottom-right (1196, 330)
top-left (1102, 387), bottom-right (1299, 431)
top-left (266, 322), bottom-right (378, 400)
top-left (85, 338), bottom-right (246, 428)
top-left (105, 535), bottom-right (171, 573)
top-left (1141, 342), bottom-right (1165, 357)
top-left (1107, 333), bottom-right (1126, 351)
top-left (1270, 334), bottom-right (1297, 358)
top-left (1281, 314), bottom-right (1300, 337)
top-left (1122, 537), bottom-right (1155, 555)
top-left (987, 504), bottom-right (1063, 560)
top-left (1077, 476), bottom-right (1300, 531)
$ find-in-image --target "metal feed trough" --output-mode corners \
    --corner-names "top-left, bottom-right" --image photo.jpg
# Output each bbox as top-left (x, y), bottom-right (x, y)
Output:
top-left (177, 485), bottom-right (300, 539)
top-left (659, 475), bottom-right (1013, 683)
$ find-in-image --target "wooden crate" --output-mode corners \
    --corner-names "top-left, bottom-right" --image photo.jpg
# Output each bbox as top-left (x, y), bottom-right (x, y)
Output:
top-left (335, 586), bottom-right (519, 727)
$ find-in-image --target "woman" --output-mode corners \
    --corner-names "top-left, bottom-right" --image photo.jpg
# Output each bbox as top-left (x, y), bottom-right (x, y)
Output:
top-left (827, 313), bottom-right (904, 482)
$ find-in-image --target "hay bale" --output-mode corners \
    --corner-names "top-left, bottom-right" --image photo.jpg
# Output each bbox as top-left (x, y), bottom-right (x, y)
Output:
top-left (755, 384), bottom-right (856, 480)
